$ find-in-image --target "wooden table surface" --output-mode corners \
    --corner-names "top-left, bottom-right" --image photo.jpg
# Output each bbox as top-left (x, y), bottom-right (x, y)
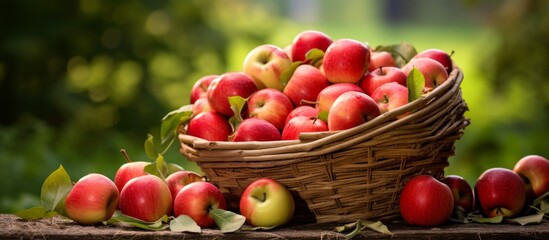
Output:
top-left (2, 214), bottom-right (548, 239)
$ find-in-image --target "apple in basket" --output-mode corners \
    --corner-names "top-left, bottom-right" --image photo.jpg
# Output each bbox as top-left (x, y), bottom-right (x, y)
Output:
top-left (290, 30), bottom-right (333, 62)
top-left (282, 116), bottom-right (328, 140)
top-left (475, 168), bottom-right (526, 218)
top-left (174, 181), bottom-right (227, 228)
top-left (190, 75), bottom-right (217, 104)
top-left (402, 58), bottom-right (449, 92)
top-left (232, 118), bottom-right (281, 142)
top-left (359, 66), bottom-right (407, 97)
top-left (315, 83), bottom-right (364, 122)
top-left (285, 105), bottom-right (319, 126)
top-left (399, 175), bottom-right (454, 227)
top-left (322, 38), bottom-right (370, 84)
top-left (242, 44), bottom-right (292, 90)
top-left (368, 50), bottom-right (397, 72)
top-left (119, 175), bottom-right (173, 222)
top-left (248, 88), bottom-right (294, 131)
top-left (64, 173), bottom-right (119, 225)
top-left (327, 91), bottom-right (380, 131)
top-left (186, 112), bottom-right (232, 141)
top-left (412, 48), bottom-right (453, 74)
top-left (283, 64), bottom-right (330, 107)
top-left (240, 178), bottom-right (295, 227)
top-left (513, 155), bottom-right (549, 203)
top-left (207, 72), bottom-right (258, 117)
top-left (371, 82), bottom-right (409, 116)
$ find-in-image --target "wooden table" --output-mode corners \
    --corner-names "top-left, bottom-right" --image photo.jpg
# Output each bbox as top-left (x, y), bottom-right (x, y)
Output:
top-left (1, 214), bottom-right (548, 239)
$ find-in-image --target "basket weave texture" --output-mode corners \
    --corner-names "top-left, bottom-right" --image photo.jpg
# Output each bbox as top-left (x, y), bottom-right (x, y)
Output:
top-left (179, 67), bottom-right (469, 224)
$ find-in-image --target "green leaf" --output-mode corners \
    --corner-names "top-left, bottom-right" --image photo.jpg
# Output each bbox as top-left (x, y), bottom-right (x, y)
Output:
top-left (280, 61), bottom-right (303, 87)
top-left (305, 48), bottom-right (325, 68)
top-left (334, 220), bottom-right (392, 238)
top-left (362, 220), bottom-right (393, 236)
top-left (210, 208), bottom-right (246, 233)
top-left (144, 154), bottom-right (169, 180)
top-left (144, 134), bottom-right (157, 160)
top-left (160, 105), bottom-right (193, 145)
top-left (470, 215), bottom-right (503, 224)
top-left (406, 67), bottom-right (425, 103)
top-left (507, 213), bottom-right (545, 225)
top-left (532, 190), bottom-right (549, 207)
top-left (41, 165), bottom-right (72, 217)
top-left (107, 211), bottom-right (169, 231)
top-left (375, 42), bottom-right (417, 67)
top-left (15, 206), bottom-right (49, 220)
top-left (318, 110), bottom-right (329, 122)
top-left (228, 96), bottom-right (248, 132)
top-left (334, 221), bottom-right (359, 233)
top-left (169, 215), bottom-right (201, 233)
top-left (240, 225), bottom-right (276, 231)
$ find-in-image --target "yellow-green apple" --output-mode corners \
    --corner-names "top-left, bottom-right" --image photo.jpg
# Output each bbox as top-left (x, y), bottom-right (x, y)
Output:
top-left (248, 88), bottom-right (294, 131)
top-left (165, 170), bottom-right (203, 201)
top-left (316, 83), bottom-right (364, 121)
top-left (242, 44), bottom-right (292, 90)
top-left (401, 58), bottom-right (449, 92)
top-left (371, 82), bottom-right (409, 116)
top-left (207, 72), bottom-right (258, 117)
top-left (283, 64), bottom-right (329, 107)
top-left (284, 105), bottom-right (319, 126)
top-left (231, 118), bottom-right (281, 142)
top-left (359, 66), bottom-right (407, 96)
top-left (173, 181), bottom-right (227, 228)
top-left (412, 48), bottom-right (453, 74)
top-left (190, 75), bottom-right (217, 104)
top-left (475, 168), bottom-right (526, 218)
top-left (281, 116), bottom-right (328, 140)
top-left (442, 175), bottom-right (475, 215)
top-left (327, 91), bottom-right (380, 131)
top-left (65, 173), bottom-right (119, 225)
top-left (290, 30), bottom-right (333, 62)
top-left (513, 155), bottom-right (549, 202)
top-left (368, 51), bottom-right (396, 72)
top-left (186, 112), bottom-right (232, 141)
top-left (192, 97), bottom-right (211, 116)
top-left (114, 161), bottom-right (149, 193)
top-left (239, 178), bottom-right (295, 227)
top-left (399, 175), bottom-right (454, 227)
top-left (322, 39), bottom-right (370, 84)
top-left (119, 175), bottom-right (173, 222)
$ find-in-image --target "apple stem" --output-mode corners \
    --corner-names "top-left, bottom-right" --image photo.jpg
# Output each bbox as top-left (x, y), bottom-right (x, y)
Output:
top-left (450, 50), bottom-right (455, 58)
top-left (379, 66), bottom-right (384, 74)
top-left (120, 149), bottom-right (133, 163)
top-left (300, 99), bottom-right (318, 106)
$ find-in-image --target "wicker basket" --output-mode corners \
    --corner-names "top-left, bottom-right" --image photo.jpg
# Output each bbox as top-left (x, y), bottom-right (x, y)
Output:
top-left (178, 66), bottom-right (469, 224)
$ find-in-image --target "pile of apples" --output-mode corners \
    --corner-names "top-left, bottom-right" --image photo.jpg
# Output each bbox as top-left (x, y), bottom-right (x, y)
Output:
top-left (63, 153), bottom-right (296, 229)
top-left (399, 155), bottom-right (549, 227)
top-left (186, 30), bottom-right (453, 142)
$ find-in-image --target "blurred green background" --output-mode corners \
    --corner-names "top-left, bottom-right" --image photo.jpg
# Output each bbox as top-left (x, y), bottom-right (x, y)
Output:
top-left (1, 0), bottom-right (548, 213)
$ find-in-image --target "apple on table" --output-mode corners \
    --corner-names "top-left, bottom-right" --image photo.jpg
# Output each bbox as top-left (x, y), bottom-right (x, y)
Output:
top-left (240, 178), bottom-right (295, 228)
top-left (442, 175), bottom-right (475, 216)
top-left (475, 167), bottom-right (526, 218)
top-left (165, 170), bottom-right (203, 201)
top-left (513, 155), bottom-right (549, 203)
top-left (119, 175), bottom-right (173, 222)
top-left (174, 181), bottom-right (227, 228)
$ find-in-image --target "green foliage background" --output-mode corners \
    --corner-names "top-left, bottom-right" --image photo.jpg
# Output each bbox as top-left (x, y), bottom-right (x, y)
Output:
top-left (1, 0), bottom-right (548, 213)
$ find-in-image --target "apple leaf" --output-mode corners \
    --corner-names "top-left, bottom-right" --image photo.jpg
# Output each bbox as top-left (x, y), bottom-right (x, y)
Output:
top-left (169, 214), bottom-right (201, 233)
top-left (305, 48), bottom-right (325, 68)
top-left (107, 211), bottom-right (169, 231)
top-left (507, 213), bottom-right (545, 226)
top-left (280, 61), bottom-right (303, 87)
top-left (374, 42), bottom-right (417, 67)
top-left (533, 190), bottom-right (549, 207)
top-left (144, 154), bottom-right (170, 180)
top-left (144, 133), bottom-right (158, 160)
top-left (406, 67), bottom-right (425, 103)
top-left (334, 220), bottom-right (392, 238)
top-left (228, 96), bottom-right (248, 132)
top-left (161, 105), bottom-right (193, 144)
top-left (240, 225), bottom-right (276, 231)
top-left (210, 208), bottom-right (246, 233)
top-left (15, 206), bottom-right (53, 220)
top-left (469, 214), bottom-right (503, 224)
top-left (41, 165), bottom-right (73, 217)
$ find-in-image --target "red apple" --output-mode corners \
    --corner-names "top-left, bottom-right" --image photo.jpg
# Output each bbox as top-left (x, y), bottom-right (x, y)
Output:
top-left (190, 75), bottom-right (217, 104)
top-left (240, 178), bottom-right (295, 227)
top-left (186, 112), bottom-right (232, 141)
top-left (370, 82), bottom-right (409, 115)
top-left (401, 58), bottom-right (449, 92)
top-left (65, 173), bottom-right (119, 225)
top-left (359, 66), bottom-right (407, 96)
top-left (282, 116), bottom-right (328, 140)
top-left (173, 181), bottom-right (227, 228)
top-left (283, 64), bottom-right (330, 107)
top-left (165, 170), bottom-right (203, 201)
top-left (192, 97), bottom-right (211, 116)
top-left (442, 175), bottom-right (475, 215)
top-left (119, 175), bottom-right (173, 222)
top-left (327, 91), bottom-right (380, 131)
top-left (114, 161), bottom-right (149, 193)
top-left (322, 39), bottom-right (370, 84)
top-left (231, 118), bottom-right (281, 142)
top-left (412, 48), bottom-right (453, 74)
top-left (284, 105), bottom-right (319, 126)
top-left (475, 168), bottom-right (526, 218)
top-left (316, 83), bottom-right (364, 121)
top-left (368, 51), bottom-right (397, 72)
top-left (399, 175), bottom-right (454, 227)
top-left (290, 30), bottom-right (333, 62)
top-left (207, 72), bottom-right (258, 117)
top-left (248, 88), bottom-right (294, 131)
top-left (513, 155), bottom-right (549, 202)
top-left (242, 44), bottom-right (292, 90)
